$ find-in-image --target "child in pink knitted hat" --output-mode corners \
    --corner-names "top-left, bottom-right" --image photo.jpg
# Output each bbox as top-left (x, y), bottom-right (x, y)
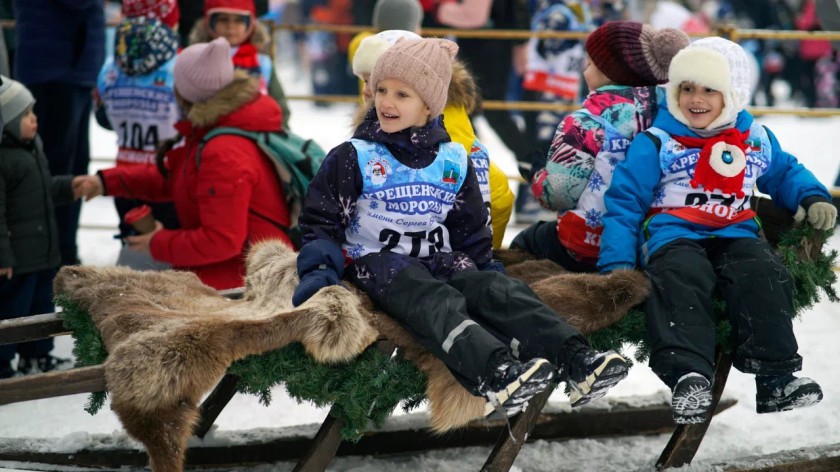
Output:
top-left (292, 37), bottom-right (630, 418)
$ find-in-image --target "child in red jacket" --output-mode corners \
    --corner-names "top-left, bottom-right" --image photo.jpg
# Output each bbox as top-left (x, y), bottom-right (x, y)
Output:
top-left (75, 38), bottom-right (293, 290)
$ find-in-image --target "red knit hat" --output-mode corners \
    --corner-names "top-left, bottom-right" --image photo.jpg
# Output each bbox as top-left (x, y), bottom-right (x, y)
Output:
top-left (122, 0), bottom-right (180, 29)
top-left (585, 21), bottom-right (689, 86)
top-left (204, 0), bottom-right (256, 18)
top-left (204, 0), bottom-right (257, 38)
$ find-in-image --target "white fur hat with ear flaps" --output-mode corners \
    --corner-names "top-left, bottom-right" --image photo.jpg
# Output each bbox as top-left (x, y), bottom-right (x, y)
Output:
top-left (666, 37), bottom-right (754, 129)
top-left (352, 29), bottom-right (422, 78)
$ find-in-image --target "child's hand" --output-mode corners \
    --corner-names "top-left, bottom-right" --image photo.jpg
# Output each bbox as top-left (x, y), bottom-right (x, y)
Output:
top-left (72, 175), bottom-right (103, 201)
top-left (0, 267), bottom-right (12, 279)
top-left (124, 221), bottom-right (163, 253)
top-left (807, 202), bottom-right (838, 230)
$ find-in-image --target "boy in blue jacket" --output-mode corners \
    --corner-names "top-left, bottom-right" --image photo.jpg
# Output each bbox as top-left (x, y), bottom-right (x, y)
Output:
top-left (599, 37), bottom-right (837, 424)
top-left (292, 37), bottom-right (629, 418)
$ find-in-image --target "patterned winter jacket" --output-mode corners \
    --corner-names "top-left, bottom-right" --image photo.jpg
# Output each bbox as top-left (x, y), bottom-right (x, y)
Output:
top-left (598, 106), bottom-right (831, 273)
top-left (298, 107), bottom-right (493, 295)
top-left (530, 85), bottom-right (662, 261)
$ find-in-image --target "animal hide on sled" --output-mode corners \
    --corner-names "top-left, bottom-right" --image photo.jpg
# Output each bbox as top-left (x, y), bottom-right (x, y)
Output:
top-left (53, 241), bottom-right (650, 472)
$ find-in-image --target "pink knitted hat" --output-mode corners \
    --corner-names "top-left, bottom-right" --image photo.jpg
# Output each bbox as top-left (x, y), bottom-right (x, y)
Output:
top-left (173, 37), bottom-right (235, 103)
top-left (369, 38), bottom-right (458, 118)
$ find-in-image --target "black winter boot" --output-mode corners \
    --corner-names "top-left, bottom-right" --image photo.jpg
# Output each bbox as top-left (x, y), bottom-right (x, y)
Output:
top-left (756, 374), bottom-right (823, 413)
top-left (567, 350), bottom-right (629, 407)
top-left (17, 355), bottom-right (73, 375)
top-left (483, 358), bottom-right (556, 419)
top-left (0, 361), bottom-right (15, 380)
top-left (672, 372), bottom-right (713, 424)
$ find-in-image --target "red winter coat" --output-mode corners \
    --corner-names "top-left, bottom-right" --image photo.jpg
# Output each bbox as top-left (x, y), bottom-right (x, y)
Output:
top-left (100, 75), bottom-right (292, 290)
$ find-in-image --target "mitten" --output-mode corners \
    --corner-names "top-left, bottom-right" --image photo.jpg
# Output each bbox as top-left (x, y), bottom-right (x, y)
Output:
top-left (793, 205), bottom-right (807, 223)
top-left (292, 269), bottom-right (339, 307)
top-left (807, 201), bottom-right (837, 230)
top-left (479, 259), bottom-right (507, 274)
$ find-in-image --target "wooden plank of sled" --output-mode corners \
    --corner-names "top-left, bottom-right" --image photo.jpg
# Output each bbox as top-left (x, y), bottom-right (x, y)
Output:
top-left (0, 365), bottom-right (106, 405)
top-left (0, 288), bottom-right (244, 348)
top-left (482, 383), bottom-right (555, 472)
top-left (292, 407), bottom-right (347, 472)
top-left (0, 398), bottom-right (738, 469)
top-left (292, 338), bottom-right (399, 472)
top-left (656, 349), bottom-right (733, 470)
top-left (0, 312), bottom-right (68, 346)
top-left (195, 374), bottom-right (241, 439)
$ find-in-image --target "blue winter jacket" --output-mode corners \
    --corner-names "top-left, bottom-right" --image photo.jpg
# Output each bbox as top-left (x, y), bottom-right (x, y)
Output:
top-left (14, 0), bottom-right (105, 87)
top-left (598, 105), bottom-right (831, 273)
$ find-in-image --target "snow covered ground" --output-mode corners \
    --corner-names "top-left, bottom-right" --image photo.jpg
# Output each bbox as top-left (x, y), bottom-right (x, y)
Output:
top-left (0, 65), bottom-right (838, 471)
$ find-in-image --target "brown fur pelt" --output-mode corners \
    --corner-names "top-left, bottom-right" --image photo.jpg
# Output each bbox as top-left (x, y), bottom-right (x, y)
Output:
top-left (54, 242), bottom-right (377, 472)
top-left (54, 241), bottom-right (650, 471)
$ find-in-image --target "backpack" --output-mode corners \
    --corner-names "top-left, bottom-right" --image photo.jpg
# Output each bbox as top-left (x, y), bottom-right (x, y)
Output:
top-left (196, 128), bottom-right (327, 247)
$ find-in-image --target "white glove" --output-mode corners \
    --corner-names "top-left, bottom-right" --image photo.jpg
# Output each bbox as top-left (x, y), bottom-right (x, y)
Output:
top-left (793, 205), bottom-right (806, 223)
top-left (806, 202), bottom-right (837, 230)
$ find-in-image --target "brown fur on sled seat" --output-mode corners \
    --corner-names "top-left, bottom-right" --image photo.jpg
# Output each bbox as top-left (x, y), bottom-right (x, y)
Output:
top-left (54, 241), bottom-right (650, 472)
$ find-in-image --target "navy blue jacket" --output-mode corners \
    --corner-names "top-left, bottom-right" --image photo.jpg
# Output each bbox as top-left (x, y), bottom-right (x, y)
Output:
top-left (14, 0), bottom-right (105, 87)
top-left (297, 108), bottom-right (493, 291)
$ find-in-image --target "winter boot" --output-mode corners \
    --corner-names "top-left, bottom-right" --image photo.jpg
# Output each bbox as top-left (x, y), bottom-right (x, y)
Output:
top-left (0, 361), bottom-right (15, 380)
top-left (483, 358), bottom-right (556, 419)
top-left (567, 350), bottom-right (629, 407)
top-left (671, 372), bottom-right (713, 424)
top-left (756, 374), bottom-right (823, 414)
top-left (17, 355), bottom-right (73, 375)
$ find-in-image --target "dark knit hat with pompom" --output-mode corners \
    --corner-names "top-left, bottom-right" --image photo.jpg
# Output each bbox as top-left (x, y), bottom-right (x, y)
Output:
top-left (585, 21), bottom-right (689, 86)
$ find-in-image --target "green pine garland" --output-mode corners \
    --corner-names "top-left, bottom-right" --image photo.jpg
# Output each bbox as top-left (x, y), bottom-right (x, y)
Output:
top-left (57, 225), bottom-right (836, 440)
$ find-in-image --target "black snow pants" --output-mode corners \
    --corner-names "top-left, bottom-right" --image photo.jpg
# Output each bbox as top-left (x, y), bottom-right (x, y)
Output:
top-left (351, 253), bottom-right (589, 393)
top-left (644, 237), bottom-right (802, 388)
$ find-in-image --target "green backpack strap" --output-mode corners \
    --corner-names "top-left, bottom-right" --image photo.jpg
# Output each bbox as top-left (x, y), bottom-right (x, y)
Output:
top-left (196, 127), bottom-right (262, 168)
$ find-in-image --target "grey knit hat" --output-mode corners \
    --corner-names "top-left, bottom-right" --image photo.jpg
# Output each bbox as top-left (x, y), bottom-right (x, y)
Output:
top-left (372, 0), bottom-right (423, 32)
top-left (0, 76), bottom-right (35, 140)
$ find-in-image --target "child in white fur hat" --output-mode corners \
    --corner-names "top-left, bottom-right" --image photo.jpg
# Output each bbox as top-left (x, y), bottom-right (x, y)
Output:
top-left (599, 37), bottom-right (836, 424)
top-left (293, 37), bottom-right (629, 418)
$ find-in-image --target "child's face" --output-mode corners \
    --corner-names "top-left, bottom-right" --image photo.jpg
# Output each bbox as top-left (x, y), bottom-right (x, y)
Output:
top-left (210, 13), bottom-right (250, 46)
top-left (678, 81), bottom-right (724, 129)
top-left (374, 78), bottom-right (431, 133)
top-left (583, 55), bottom-right (612, 91)
top-left (360, 73), bottom-right (373, 104)
top-left (19, 109), bottom-right (37, 141)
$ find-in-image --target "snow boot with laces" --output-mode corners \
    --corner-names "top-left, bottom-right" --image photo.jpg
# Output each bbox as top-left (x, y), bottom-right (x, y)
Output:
top-left (671, 372), bottom-right (713, 424)
top-left (756, 374), bottom-right (823, 413)
top-left (482, 358), bottom-right (556, 419)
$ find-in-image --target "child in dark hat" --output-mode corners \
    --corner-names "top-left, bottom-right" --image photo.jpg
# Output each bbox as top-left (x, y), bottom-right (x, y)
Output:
top-left (293, 37), bottom-right (630, 418)
top-left (0, 77), bottom-right (81, 378)
top-left (512, 20), bottom-right (689, 272)
top-left (600, 37), bottom-right (835, 424)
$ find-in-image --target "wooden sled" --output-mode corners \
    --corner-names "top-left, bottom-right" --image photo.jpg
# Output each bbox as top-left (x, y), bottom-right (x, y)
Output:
top-left (0, 197), bottom-right (833, 471)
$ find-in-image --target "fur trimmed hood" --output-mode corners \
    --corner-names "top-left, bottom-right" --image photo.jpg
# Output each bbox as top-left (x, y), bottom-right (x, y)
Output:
top-left (182, 71), bottom-right (260, 128)
top-left (448, 60), bottom-right (480, 115)
top-left (188, 18), bottom-right (271, 54)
